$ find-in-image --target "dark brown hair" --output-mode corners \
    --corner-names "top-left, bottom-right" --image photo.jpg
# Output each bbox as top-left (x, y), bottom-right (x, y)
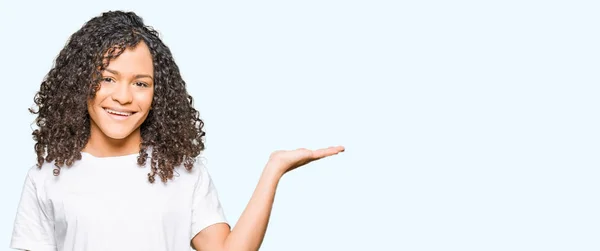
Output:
top-left (30, 10), bottom-right (205, 183)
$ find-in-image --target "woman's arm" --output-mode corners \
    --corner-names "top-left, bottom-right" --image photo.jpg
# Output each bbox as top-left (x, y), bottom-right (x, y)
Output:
top-left (191, 146), bottom-right (344, 251)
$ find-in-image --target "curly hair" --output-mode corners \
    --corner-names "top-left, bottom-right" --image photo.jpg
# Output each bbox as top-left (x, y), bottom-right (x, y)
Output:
top-left (30, 10), bottom-right (205, 183)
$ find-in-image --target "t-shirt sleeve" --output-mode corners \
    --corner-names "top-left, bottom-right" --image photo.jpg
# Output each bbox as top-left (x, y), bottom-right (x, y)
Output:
top-left (190, 159), bottom-right (228, 239)
top-left (10, 169), bottom-right (56, 251)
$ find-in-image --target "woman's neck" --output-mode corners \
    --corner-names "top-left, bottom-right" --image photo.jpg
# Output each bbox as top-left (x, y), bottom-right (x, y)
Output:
top-left (83, 127), bottom-right (142, 157)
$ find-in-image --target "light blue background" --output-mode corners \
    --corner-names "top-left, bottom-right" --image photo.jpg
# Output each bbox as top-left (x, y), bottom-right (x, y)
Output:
top-left (1, 0), bottom-right (598, 250)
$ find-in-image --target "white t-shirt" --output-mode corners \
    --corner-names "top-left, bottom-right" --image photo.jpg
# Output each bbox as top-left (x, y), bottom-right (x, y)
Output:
top-left (10, 152), bottom-right (228, 251)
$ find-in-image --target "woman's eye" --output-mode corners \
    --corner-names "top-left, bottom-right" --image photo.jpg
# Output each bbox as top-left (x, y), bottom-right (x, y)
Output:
top-left (135, 82), bottom-right (149, 87)
top-left (102, 77), bottom-right (114, 83)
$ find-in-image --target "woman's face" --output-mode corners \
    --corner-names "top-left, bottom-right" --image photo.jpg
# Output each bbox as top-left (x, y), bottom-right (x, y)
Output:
top-left (87, 41), bottom-right (154, 141)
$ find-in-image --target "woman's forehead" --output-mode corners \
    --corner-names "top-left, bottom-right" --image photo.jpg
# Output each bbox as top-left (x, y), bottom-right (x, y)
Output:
top-left (103, 41), bottom-right (154, 77)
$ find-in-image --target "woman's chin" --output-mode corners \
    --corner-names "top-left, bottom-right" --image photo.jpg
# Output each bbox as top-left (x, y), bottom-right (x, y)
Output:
top-left (102, 129), bottom-right (138, 141)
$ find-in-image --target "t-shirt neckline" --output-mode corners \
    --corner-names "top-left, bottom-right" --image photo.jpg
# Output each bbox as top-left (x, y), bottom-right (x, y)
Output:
top-left (80, 151), bottom-right (140, 160)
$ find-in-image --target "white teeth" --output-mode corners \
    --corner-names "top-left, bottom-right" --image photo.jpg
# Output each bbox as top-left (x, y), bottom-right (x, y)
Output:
top-left (105, 108), bottom-right (133, 116)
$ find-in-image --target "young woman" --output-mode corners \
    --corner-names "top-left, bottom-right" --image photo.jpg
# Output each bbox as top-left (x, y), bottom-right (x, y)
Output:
top-left (10, 10), bottom-right (344, 251)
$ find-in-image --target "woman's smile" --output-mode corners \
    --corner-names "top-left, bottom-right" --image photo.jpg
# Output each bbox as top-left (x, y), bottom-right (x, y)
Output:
top-left (103, 107), bottom-right (137, 120)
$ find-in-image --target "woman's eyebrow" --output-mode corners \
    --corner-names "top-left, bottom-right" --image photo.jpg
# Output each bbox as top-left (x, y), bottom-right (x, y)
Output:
top-left (105, 68), bottom-right (153, 80)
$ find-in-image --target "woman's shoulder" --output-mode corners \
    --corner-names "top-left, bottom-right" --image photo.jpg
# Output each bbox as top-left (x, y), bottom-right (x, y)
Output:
top-left (26, 161), bottom-right (55, 175)
top-left (22, 162), bottom-right (57, 186)
top-left (23, 157), bottom-right (90, 183)
top-left (173, 155), bottom-right (215, 182)
top-left (176, 155), bottom-right (207, 176)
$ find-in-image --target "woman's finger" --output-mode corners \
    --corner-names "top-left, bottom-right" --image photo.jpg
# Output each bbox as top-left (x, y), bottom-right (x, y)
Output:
top-left (311, 146), bottom-right (345, 159)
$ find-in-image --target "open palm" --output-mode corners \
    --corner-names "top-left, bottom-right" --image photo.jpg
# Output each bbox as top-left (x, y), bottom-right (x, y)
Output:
top-left (268, 146), bottom-right (345, 174)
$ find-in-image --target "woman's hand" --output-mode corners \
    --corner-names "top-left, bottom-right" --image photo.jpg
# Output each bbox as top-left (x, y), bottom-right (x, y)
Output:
top-left (265, 145), bottom-right (345, 177)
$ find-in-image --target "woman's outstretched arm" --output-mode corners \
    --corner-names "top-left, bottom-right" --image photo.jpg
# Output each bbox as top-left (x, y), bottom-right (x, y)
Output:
top-left (191, 146), bottom-right (345, 251)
